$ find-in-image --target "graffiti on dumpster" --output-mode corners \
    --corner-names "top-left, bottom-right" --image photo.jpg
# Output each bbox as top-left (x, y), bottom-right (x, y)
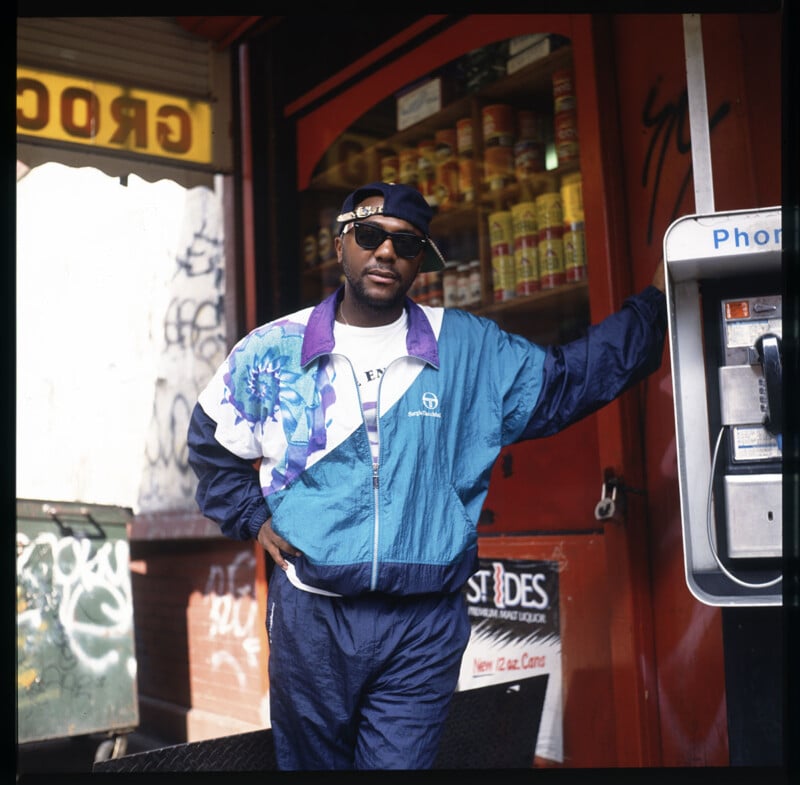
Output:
top-left (17, 531), bottom-right (136, 699)
top-left (640, 80), bottom-right (731, 245)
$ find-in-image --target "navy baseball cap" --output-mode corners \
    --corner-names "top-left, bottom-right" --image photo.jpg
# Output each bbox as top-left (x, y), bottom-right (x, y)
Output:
top-left (336, 182), bottom-right (446, 272)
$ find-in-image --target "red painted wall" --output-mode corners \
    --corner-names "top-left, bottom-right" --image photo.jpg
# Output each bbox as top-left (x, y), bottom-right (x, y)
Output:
top-left (610, 11), bottom-right (782, 767)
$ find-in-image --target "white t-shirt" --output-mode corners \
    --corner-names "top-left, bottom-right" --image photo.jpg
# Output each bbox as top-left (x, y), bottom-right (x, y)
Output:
top-left (333, 309), bottom-right (409, 466)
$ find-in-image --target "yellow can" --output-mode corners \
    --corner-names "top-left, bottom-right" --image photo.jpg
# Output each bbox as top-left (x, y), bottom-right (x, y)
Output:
top-left (564, 221), bottom-right (587, 282)
top-left (492, 249), bottom-right (516, 301)
top-left (488, 210), bottom-right (514, 250)
top-left (538, 235), bottom-right (566, 289)
top-left (514, 236), bottom-right (539, 295)
top-left (561, 172), bottom-right (584, 223)
top-left (535, 191), bottom-right (563, 232)
top-left (510, 201), bottom-right (537, 239)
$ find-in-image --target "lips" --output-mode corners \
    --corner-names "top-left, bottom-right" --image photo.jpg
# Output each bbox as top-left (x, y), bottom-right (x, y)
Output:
top-left (364, 266), bottom-right (399, 282)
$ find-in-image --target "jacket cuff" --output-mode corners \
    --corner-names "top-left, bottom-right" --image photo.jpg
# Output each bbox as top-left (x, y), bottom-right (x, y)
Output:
top-left (246, 497), bottom-right (271, 539)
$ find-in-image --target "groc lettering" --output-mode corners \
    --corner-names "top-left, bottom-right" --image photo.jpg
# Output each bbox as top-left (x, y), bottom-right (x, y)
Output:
top-left (61, 87), bottom-right (100, 138)
top-left (156, 105), bottom-right (192, 154)
top-left (17, 78), bottom-right (49, 131)
top-left (109, 96), bottom-right (148, 147)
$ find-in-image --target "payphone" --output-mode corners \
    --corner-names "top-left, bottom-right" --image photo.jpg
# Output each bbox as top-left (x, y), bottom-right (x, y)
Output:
top-left (663, 206), bottom-right (782, 606)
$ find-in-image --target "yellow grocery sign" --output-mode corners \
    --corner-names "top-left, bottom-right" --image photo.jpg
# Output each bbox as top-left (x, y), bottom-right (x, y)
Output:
top-left (16, 66), bottom-right (212, 165)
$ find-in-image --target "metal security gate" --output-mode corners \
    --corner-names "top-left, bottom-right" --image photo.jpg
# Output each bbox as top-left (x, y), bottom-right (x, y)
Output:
top-left (16, 16), bottom-right (233, 188)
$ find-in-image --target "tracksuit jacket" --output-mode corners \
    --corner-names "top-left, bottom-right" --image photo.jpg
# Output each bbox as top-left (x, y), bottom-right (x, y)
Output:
top-left (187, 284), bottom-right (667, 599)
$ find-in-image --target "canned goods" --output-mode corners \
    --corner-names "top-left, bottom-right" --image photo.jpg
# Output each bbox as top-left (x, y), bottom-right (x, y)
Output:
top-left (516, 109), bottom-right (546, 142)
top-left (535, 192), bottom-right (563, 231)
top-left (427, 270), bottom-right (444, 306)
top-left (399, 147), bottom-right (418, 185)
top-left (514, 139), bottom-right (546, 180)
top-left (417, 139), bottom-right (436, 166)
top-left (417, 139), bottom-right (437, 205)
top-left (488, 210), bottom-right (514, 249)
top-left (380, 155), bottom-right (399, 183)
top-left (510, 201), bottom-right (537, 239)
top-left (317, 207), bottom-right (337, 263)
top-left (539, 224), bottom-right (564, 241)
top-left (564, 221), bottom-right (587, 282)
top-left (560, 172), bottom-right (584, 222)
top-left (302, 233), bottom-right (318, 267)
top-left (538, 235), bottom-right (566, 289)
top-left (484, 146), bottom-right (514, 191)
top-left (435, 159), bottom-right (460, 210)
top-left (442, 263), bottom-right (460, 308)
top-left (482, 104), bottom-right (515, 147)
top-left (468, 260), bottom-right (482, 304)
top-left (514, 236), bottom-right (539, 295)
top-left (457, 264), bottom-right (471, 306)
top-left (554, 110), bottom-right (579, 167)
top-left (434, 128), bottom-right (457, 161)
top-left (414, 271), bottom-right (431, 304)
top-left (456, 118), bottom-right (473, 155)
top-left (492, 248), bottom-right (516, 301)
top-left (458, 157), bottom-right (474, 202)
top-left (552, 69), bottom-right (576, 115)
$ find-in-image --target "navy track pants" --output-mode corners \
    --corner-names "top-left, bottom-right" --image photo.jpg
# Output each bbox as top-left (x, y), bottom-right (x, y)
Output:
top-left (266, 566), bottom-right (471, 770)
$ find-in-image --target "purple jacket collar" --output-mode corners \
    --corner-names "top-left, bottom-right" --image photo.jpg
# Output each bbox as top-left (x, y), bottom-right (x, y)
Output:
top-left (301, 286), bottom-right (440, 369)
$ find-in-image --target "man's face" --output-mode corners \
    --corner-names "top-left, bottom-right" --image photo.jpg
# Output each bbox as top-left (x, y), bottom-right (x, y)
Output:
top-left (335, 196), bottom-right (424, 312)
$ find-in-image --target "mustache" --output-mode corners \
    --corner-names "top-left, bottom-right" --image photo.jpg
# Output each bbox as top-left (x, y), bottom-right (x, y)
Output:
top-left (362, 264), bottom-right (400, 280)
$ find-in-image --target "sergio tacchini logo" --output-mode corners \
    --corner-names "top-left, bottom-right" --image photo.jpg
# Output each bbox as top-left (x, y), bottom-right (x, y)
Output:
top-left (408, 391), bottom-right (441, 419)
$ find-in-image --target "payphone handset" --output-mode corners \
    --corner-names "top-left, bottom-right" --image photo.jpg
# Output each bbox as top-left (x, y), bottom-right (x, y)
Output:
top-left (664, 207), bottom-right (782, 607)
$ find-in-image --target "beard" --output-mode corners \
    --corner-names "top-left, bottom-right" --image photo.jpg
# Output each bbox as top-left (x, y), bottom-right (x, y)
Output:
top-left (340, 254), bottom-right (412, 312)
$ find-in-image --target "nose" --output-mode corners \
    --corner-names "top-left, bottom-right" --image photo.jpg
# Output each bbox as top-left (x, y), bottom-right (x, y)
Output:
top-left (374, 236), bottom-right (398, 260)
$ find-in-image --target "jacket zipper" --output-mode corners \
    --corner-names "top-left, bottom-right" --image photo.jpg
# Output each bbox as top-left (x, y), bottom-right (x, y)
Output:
top-left (370, 463), bottom-right (380, 590)
top-left (370, 367), bottom-right (388, 591)
top-left (334, 352), bottom-right (383, 591)
top-left (335, 352), bottom-right (418, 592)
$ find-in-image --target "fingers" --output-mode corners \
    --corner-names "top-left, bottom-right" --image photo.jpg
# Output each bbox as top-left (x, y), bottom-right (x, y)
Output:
top-left (257, 517), bottom-right (301, 570)
top-left (651, 258), bottom-right (666, 293)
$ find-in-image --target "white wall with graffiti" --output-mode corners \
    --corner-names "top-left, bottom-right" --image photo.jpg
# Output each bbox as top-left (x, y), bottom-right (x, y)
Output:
top-left (16, 161), bottom-right (226, 513)
top-left (16, 161), bottom-right (241, 744)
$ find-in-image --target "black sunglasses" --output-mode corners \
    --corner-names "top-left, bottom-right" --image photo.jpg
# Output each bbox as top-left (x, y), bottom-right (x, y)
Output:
top-left (348, 222), bottom-right (427, 260)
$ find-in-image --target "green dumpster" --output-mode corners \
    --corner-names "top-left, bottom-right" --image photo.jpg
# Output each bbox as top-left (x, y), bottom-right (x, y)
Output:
top-left (16, 498), bottom-right (139, 754)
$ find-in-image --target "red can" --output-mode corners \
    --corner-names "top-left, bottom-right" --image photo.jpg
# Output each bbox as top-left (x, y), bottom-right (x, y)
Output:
top-left (482, 104), bottom-right (515, 147)
top-left (456, 118), bottom-right (473, 155)
top-left (552, 69), bottom-right (576, 114)
top-left (554, 110), bottom-right (579, 167)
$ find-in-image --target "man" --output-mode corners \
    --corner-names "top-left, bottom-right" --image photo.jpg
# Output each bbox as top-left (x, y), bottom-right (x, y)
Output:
top-left (187, 181), bottom-right (667, 770)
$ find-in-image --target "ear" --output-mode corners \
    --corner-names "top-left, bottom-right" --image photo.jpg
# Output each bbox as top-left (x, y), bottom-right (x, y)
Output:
top-left (334, 234), bottom-right (343, 263)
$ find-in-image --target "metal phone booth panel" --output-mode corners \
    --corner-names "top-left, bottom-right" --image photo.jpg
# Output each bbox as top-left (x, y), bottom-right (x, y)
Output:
top-left (663, 206), bottom-right (783, 607)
